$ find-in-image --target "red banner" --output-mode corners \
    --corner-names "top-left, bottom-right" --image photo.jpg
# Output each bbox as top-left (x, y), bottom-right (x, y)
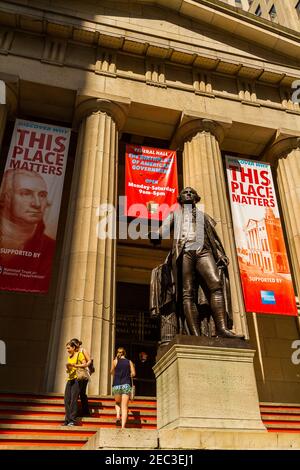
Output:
top-left (225, 156), bottom-right (297, 316)
top-left (0, 119), bottom-right (70, 293)
top-left (125, 144), bottom-right (178, 220)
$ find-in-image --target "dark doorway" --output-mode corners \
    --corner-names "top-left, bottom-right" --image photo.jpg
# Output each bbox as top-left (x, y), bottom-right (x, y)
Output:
top-left (116, 282), bottom-right (159, 397)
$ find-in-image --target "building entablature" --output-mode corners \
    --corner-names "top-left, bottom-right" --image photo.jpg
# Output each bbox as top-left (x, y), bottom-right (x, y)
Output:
top-left (0, 0), bottom-right (300, 88)
top-left (1, 1), bottom-right (300, 156)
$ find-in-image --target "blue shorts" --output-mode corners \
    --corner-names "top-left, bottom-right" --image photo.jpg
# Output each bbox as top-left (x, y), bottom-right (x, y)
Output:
top-left (112, 384), bottom-right (131, 396)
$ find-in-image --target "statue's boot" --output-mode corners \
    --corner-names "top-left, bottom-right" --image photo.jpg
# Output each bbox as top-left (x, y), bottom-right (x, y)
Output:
top-left (214, 311), bottom-right (245, 339)
top-left (183, 303), bottom-right (201, 336)
top-left (211, 290), bottom-right (245, 340)
top-left (217, 326), bottom-right (245, 339)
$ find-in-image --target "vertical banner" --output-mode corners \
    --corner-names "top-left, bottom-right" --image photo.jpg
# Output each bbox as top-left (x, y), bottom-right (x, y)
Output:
top-left (226, 155), bottom-right (297, 316)
top-left (125, 144), bottom-right (178, 220)
top-left (0, 119), bottom-right (71, 293)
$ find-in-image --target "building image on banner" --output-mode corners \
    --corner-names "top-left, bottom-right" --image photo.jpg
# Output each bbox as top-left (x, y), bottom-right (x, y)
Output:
top-left (0, 119), bottom-right (70, 293)
top-left (226, 156), bottom-right (297, 316)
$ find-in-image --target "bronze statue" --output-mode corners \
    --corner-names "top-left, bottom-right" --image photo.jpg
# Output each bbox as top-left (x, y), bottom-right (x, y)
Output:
top-left (149, 187), bottom-right (244, 344)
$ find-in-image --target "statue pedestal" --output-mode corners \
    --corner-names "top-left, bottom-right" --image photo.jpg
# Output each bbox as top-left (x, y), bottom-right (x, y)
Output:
top-left (153, 335), bottom-right (265, 431)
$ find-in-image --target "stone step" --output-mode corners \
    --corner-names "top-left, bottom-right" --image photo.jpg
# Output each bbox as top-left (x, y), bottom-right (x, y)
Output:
top-left (0, 408), bottom-right (156, 419)
top-left (0, 404), bottom-right (156, 415)
top-left (0, 415), bottom-right (156, 427)
top-left (260, 407), bottom-right (300, 415)
top-left (0, 423), bottom-right (97, 433)
top-left (260, 402), bottom-right (300, 408)
top-left (0, 399), bottom-right (156, 413)
top-left (261, 414), bottom-right (300, 422)
top-left (0, 395), bottom-right (155, 402)
top-left (264, 422), bottom-right (300, 430)
top-left (259, 403), bottom-right (300, 414)
top-left (0, 445), bottom-right (80, 450)
top-left (260, 403), bottom-right (300, 433)
top-left (0, 392), bottom-right (158, 450)
top-left (0, 434), bottom-right (87, 443)
top-left (0, 393), bottom-right (156, 408)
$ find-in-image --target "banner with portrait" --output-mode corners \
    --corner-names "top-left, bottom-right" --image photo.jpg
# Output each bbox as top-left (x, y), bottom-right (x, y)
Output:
top-left (225, 155), bottom-right (297, 316)
top-left (125, 144), bottom-right (178, 220)
top-left (0, 119), bottom-right (71, 293)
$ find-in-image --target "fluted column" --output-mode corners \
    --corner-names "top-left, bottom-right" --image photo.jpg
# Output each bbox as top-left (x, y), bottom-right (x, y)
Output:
top-left (0, 83), bottom-right (17, 150)
top-left (266, 135), bottom-right (300, 298)
top-left (172, 115), bottom-right (248, 337)
top-left (53, 97), bottom-right (129, 394)
top-left (0, 104), bottom-right (7, 150)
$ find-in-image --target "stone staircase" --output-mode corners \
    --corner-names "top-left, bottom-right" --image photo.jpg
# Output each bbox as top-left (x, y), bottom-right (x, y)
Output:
top-left (1, 393), bottom-right (300, 449)
top-left (0, 393), bottom-right (157, 450)
top-left (260, 402), bottom-right (300, 433)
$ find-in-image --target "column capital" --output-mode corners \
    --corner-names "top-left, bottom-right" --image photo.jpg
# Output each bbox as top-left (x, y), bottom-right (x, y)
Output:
top-left (74, 93), bottom-right (131, 130)
top-left (264, 129), bottom-right (300, 163)
top-left (171, 111), bottom-right (232, 149)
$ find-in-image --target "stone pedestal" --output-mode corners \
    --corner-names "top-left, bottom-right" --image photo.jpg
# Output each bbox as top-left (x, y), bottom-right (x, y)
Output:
top-left (153, 336), bottom-right (265, 431)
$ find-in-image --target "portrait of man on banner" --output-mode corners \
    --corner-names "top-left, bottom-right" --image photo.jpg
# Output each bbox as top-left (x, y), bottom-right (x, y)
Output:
top-left (0, 169), bottom-right (55, 291)
top-left (0, 119), bottom-right (70, 293)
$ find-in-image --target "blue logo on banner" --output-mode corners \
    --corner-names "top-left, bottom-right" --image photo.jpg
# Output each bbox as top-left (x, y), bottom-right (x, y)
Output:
top-left (261, 290), bottom-right (276, 305)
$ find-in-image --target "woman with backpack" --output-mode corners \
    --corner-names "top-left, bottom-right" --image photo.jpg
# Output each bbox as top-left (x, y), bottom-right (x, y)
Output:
top-left (70, 338), bottom-right (93, 417)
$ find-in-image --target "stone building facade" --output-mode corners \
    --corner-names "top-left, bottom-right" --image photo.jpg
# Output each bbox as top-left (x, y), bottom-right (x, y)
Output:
top-left (0, 0), bottom-right (299, 403)
top-left (248, 0), bottom-right (300, 31)
top-left (223, 0), bottom-right (300, 32)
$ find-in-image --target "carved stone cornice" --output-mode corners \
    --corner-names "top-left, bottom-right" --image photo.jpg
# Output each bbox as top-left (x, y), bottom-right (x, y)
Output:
top-left (0, 1), bottom-right (299, 89)
top-left (74, 94), bottom-right (131, 131)
top-left (264, 129), bottom-right (300, 164)
top-left (171, 111), bottom-right (232, 149)
top-left (2, 0), bottom-right (300, 65)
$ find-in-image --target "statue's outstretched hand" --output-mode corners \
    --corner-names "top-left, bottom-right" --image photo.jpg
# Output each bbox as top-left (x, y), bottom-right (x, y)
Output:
top-left (217, 255), bottom-right (229, 268)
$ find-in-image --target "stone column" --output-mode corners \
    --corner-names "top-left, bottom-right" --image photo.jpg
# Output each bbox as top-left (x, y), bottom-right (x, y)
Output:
top-left (172, 114), bottom-right (248, 337)
top-left (266, 135), bottom-right (300, 298)
top-left (0, 104), bottom-right (7, 150)
top-left (0, 83), bottom-right (17, 150)
top-left (53, 97), bottom-right (129, 394)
